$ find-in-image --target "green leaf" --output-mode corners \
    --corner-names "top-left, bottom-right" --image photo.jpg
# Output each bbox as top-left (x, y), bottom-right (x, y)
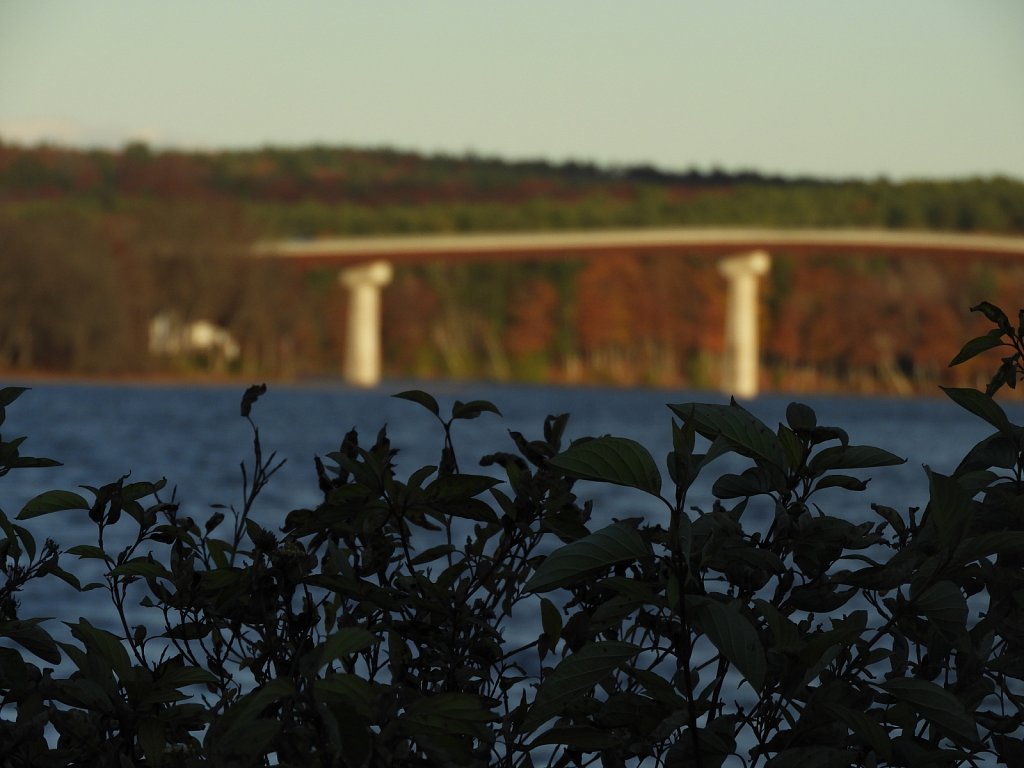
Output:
top-left (17, 490), bottom-right (89, 519)
top-left (690, 596), bottom-right (765, 692)
top-left (821, 703), bottom-right (893, 760)
top-left (121, 479), bottom-right (166, 502)
top-left (528, 726), bottom-right (621, 750)
top-left (10, 456), bottom-right (61, 470)
top-left (211, 718), bottom-right (281, 758)
top-left (808, 425), bottom-right (850, 448)
top-left (813, 474), bottom-right (869, 492)
top-left (524, 641), bottom-right (640, 729)
top-left (524, 522), bottom-right (651, 593)
top-left (424, 473), bottom-right (500, 502)
top-left (665, 726), bottom-right (735, 768)
top-left (314, 674), bottom-right (373, 716)
top-left (109, 558), bottom-right (171, 579)
top-left (778, 425), bottom-right (804, 471)
top-left (12, 524), bottom-right (34, 559)
top-left (916, 580), bottom-right (967, 634)
top-left (201, 567), bottom-right (242, 592)
top-left (0, 619), bottom-right (61, 664)
top-left (808, 445), bottom-right (905, 473)
top-left (670, 401), bottom-right (786, 469)
top-left (67, 618), bottom-right (130, 678)
top-left (540, 597), bottom-right (563, 642)
top-left (0, 387), bottom-right (27, 408)
top-left (47, 564), bottom-right (81, 591)
top-left (0, 647), bottom-right (29, 687)
top-left (926, 469), bottom-right (973, 550)
top-left (407, 464), bottom-right (437, 489)
top-left (699, 434), bottom-right (736, 468)
top-left (994, 733), bottom-right (1024, 765)
top-left (796, 613), bottom-right (865, 690)
top-left (954, 432), bottom-right (1017, 475)
top-left (401, 692), bottom-right (497, 737)
top-left (207, 537), bottom-right (230, 569)
top-left (318, 627), bottom-right (376, 670)
top-left (953, 531), bottom-right (1024, 565)
top-left (754, 599), bottom-right (801, 651)
top-left (786, 402), bottom-right (817, 432)
top-left (549, 436), bottom-right (662, 495)
top-left (788, 584), bottom-right (857, 613)
top-left (883, 678), bottom-right (978, 743)
top-left (677, 511), bottom-right (693, 568)
top-left (948, 329), bottom-right (1006, 367)
top-left (712, 468), bottom-right (772, 499)
top-left (213, 678), bottom-right (294, 746)
top-left (66, 544), bottom-right (108, 560)
top-left (410, 544), bottom-right (456, 566)
top-left (138, 718), bottom-right (166, 765)
top-left (940, 386), bottom-right (1013, 434)
top-left (972, 301), bottom-right (1012, 333)
top-left (871, 503), bottom-right (906, 536)
top-left (158, 664), bottom-right (219, 688)
top-left (239, 383), bottom-right (267, 418)
top-left (451, 399), bottom-right (502, 420)
top-left (393, 389), bottom-right (440, 417)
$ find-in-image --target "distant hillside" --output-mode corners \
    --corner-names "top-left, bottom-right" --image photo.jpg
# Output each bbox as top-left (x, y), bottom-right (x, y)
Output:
top-left (2, 140), bottom-right (1024, 392)
top-left (1, 141), bottom-right (1022, 236)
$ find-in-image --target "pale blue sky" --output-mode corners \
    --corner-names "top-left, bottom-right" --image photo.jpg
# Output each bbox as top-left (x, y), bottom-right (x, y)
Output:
top-left (1, 1), bottom-right (1022, 180)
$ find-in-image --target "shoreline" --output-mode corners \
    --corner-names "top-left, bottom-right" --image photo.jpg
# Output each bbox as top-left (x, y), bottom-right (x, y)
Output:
top-left (0, 368), bottom-right (1003, 402)
top-left (0, 370), bottom-right (276, 390)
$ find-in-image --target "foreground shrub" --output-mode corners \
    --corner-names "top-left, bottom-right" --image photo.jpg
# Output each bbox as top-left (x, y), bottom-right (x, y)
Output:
top-left (1, 302), bottom-right (1024, 766)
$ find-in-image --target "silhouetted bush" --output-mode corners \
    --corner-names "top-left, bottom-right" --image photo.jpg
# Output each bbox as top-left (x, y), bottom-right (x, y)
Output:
top-left (2, 304), bottom-right (1024, 766)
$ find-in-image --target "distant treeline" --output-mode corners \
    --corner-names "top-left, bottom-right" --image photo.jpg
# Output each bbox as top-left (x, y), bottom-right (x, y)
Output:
top-left (2, 140), bottom-right (1023, 234)
top-left (1, 140), bottom-right (1023, 392)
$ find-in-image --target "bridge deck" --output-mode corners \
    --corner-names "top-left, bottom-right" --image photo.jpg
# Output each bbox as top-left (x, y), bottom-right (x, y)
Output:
top-left (255, 227), bottom-right (1024, 265)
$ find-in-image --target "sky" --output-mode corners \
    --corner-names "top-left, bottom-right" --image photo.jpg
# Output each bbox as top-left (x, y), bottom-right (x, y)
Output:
top-left (1, 1), bottom-right (1022, 181)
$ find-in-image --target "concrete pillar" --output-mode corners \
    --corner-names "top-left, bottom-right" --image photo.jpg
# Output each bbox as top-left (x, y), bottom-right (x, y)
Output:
top-left (718, 251), bottom-right (771, 398)
top-left (339, 261), bottom-right (393, 387)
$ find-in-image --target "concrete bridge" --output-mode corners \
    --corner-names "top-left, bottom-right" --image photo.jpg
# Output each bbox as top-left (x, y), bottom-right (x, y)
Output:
top-left (255, 228), bottom-right (1024, 397)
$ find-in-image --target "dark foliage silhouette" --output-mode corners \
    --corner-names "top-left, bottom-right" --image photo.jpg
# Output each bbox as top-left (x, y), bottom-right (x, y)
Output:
top-left (1, 303), bottom-right (1024, 765)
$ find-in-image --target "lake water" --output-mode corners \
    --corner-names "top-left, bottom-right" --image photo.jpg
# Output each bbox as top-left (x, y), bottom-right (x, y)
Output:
top-left (2, 378), bottom-right (1015, 632)
top-left (2, 379), bottom-right (1013, 536)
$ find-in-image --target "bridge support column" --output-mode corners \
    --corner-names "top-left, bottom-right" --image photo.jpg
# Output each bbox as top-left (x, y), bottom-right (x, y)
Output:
top-left (339, 261), bottom-right (393, 387)
top-left (718, 251), bottom-right (771, 398)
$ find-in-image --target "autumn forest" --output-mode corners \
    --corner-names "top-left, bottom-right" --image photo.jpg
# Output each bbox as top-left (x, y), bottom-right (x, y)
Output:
top-left (2, 140), bottom-right (1024, 394)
